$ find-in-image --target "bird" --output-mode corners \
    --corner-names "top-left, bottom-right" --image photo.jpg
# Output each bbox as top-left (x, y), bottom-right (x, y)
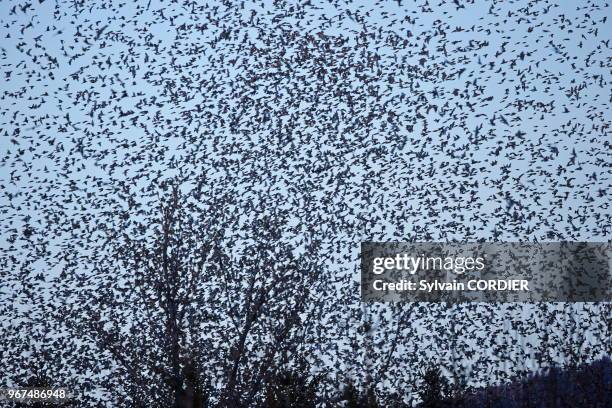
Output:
top-left (0, 0), bottom-right (610, 406)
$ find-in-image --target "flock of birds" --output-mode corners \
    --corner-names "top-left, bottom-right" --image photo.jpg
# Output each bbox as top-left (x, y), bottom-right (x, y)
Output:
top-left (0, 0), bottom-right (610, 406)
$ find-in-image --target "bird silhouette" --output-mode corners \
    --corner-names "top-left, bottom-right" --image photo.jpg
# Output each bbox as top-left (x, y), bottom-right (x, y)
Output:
top-left (0, 0), bottom-right (610, 407)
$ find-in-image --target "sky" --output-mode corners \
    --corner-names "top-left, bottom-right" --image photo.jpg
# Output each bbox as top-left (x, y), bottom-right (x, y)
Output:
top-left (0, 0), bottom-right (610, 400)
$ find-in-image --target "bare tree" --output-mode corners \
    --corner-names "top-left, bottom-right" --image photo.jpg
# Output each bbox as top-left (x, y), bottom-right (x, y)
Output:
top-left (40, 179), bottom-right (327, 407)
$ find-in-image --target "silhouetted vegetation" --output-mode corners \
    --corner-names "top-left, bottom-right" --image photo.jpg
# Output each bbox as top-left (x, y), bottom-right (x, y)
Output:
top-left (458, 357), bottom-right (612, 408)
top-left (2, 2), bottom-right (610, 406)
top-left (264, 368), bottom-right (320, 408)
top-left (416, 366), bottom-right (456, 408)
